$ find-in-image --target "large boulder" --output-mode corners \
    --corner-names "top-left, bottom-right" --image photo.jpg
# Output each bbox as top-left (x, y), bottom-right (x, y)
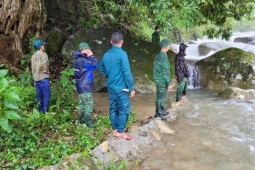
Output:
top-left (234, 36), bottom-right (255, 45)
top-left (196, 48), bottom-right (255, 90)
top-left (45, 28), bottom-right (68, 57)
top-left (198, 42), bottom-right (230, 56)
top-left (219, 87), bottom-right (255, 100)
top-left (61, 27), bottom-right (176, 93)
top-left (92, 113), bottom-right (176, 167)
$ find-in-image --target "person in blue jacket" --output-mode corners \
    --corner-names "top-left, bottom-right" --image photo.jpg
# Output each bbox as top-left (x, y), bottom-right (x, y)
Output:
top-left (99, 32), bottom-right (135, 140)
top-left (74, 42), bottom-right (98, 128)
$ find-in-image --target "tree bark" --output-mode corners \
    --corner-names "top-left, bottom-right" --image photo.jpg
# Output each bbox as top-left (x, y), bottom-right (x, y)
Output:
top-left (0, 0), bottom-right (46, 66)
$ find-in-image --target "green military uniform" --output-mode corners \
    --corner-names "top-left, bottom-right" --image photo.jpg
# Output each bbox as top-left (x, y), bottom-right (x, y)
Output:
top-left (78, 92), bottom-right (93, 126)
top-left (153, 50), bottom-right (171, 118)
top-left (152, 31), bottom-right (160, 45)
top-left (176, 78), bottom-right (188, 101)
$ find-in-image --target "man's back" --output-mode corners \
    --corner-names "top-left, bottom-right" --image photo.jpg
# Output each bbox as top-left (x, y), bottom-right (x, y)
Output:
top-left (99, 45), bottom-right (134, 92)
top-left (152, 31), bottom-right (160, 44)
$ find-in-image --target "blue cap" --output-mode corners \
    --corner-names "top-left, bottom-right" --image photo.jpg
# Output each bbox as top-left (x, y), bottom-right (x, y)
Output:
top-left (33, 39), bottom-right (46, 50)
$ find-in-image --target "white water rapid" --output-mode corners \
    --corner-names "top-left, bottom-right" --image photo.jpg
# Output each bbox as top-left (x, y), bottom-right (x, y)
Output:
top-left (171, 31), bottom-right (255, 89)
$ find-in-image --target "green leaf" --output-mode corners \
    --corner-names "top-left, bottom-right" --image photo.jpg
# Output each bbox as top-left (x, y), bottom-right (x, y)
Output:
top-left (4, 92), bottom-right (21, 102)
top-left (0, 69), bottom-right (8, 78)
top-left (4, 99), bottom-right (18, 109)
top-left (61, 77), bottom-right (69, 87)
top-left (0, 118), bottom-right (13, 133)
top-left (0, 78), bottom-right (9, 91)
top-left (4, 110), bottom-right (20, 120)
top-left (60, 70), bottom-right (69, 75)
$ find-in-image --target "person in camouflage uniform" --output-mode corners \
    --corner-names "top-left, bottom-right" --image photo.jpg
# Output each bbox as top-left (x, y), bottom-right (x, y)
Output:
top-left (153, 39), bottom-right (175, 120)
top-left (152, 26), bottom-right (160, 45)
top-left (73, 43), bottom-right (98, 128)
top-left (31, 39), bottom-right (50, 113)
top-left (175, 43), bottom-right (190, 102)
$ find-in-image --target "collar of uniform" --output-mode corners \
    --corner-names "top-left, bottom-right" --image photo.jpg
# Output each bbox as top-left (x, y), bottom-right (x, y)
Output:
top-left (112, 45), bottom-right (121, 49)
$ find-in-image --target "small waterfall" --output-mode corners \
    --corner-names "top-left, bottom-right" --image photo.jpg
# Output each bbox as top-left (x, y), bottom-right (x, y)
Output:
top-left (187, 61), bottom-right (201, 89)
top-left (171, 31), bottom-right (255, 89)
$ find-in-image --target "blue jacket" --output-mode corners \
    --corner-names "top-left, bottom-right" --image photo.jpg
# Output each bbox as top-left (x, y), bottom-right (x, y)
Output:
top-left (73, 51), bottom-right (98, 94)
top-left (99, 45), bottom-right (134, 92)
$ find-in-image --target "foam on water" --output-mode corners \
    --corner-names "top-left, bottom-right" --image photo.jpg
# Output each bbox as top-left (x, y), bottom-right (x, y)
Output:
top-left (171, 31), bottom-right (255, 61)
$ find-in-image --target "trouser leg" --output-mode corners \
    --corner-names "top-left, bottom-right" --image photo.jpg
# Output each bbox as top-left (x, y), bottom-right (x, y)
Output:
top-left (182, 78), bottom-right (188, 96)
top-left (176, 79), bottom-right (187, 102)
top-left (36, 81), bottom-right (43, 112)
top-left (155, 85), bottom-right (167, 117)
top-left (41, 79), bottom-right (50, 113)
top-left (108, 90), bottom-right (118, 131)
top-left (78, 92), bottom-right (94, 127)
top-left (117, 91), bottom-right (130, 133)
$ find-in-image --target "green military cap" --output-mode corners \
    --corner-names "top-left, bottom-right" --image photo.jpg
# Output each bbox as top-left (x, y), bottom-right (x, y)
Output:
top-left (79, 42), bottom-right (91, 50)
top-left (160, 39), bottom-right (170, 48)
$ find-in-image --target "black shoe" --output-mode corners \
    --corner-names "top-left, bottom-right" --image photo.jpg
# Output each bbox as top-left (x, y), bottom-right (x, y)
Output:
top-left (160, 116), bottom-right (167, 121)
top-left (163, 111), bottom-right (169, 116)
top-left (87, 124), bottom-right (95, 128)
top-left (154, 115), bottom-right (167, 121)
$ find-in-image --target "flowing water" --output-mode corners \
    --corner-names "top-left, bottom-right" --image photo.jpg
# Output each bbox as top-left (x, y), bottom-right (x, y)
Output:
top-left (94, 90), bottom-right (255, 170)
top-left (93, 31), bottom-right (255, 169)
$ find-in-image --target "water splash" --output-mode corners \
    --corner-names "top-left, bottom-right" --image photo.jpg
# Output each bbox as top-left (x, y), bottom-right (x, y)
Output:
top-left (171, 31), bottom-right (255, 61)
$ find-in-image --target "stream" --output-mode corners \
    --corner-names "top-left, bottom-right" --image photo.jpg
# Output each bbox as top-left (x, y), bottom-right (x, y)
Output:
top-left (94, 89), bottom-right (255, 170)
top-left (93, 31), bottom-right (255, 169)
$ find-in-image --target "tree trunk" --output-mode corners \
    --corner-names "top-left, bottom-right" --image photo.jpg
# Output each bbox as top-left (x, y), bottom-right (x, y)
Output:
top-left (0, 0), bottom-right (46, 66)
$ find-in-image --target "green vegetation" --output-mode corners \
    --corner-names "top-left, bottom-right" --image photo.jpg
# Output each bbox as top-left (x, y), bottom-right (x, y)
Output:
top-left (0, 65), bottom-right (137, 169)
top-left (70, 0), bottom-right (254, 42)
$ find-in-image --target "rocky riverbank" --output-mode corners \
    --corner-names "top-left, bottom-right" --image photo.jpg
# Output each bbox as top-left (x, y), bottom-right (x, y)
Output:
top-left (38, 105), bottom-right (179, 170)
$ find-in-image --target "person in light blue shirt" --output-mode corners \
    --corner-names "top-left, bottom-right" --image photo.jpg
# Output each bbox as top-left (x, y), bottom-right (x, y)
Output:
top-left (99, 32), bottom-right (135, 140)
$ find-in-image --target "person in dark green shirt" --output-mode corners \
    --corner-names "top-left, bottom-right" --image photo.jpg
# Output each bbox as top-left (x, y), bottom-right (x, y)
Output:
top-left (152, 26), bottom-right (160, 44)
top-left (153, 39), bottom-right (175, 120)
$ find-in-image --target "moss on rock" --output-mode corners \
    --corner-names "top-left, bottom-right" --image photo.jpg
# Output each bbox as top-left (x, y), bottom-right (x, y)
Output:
top-left (46, 28), bottom-right (67, 56)
top-left (197, 48), bottom-right (255, 90)
top-left (61, 27), bottom-right (176, 92)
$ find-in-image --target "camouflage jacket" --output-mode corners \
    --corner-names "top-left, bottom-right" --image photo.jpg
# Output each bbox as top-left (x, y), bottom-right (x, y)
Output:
top-left (152, 31), bottom-right (160, 44)
top-left (153, 51), bottom-right (171, 87)
top-left (31, 50), bottom-right (50, 81)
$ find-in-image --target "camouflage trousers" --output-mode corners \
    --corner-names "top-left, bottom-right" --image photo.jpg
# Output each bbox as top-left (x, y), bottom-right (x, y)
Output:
top-left (78, 92), bottom-right (94, 127)
top-left (155, 85), bottom-right (168, 117)
top-left (176, 78), bottom-right (188, 101)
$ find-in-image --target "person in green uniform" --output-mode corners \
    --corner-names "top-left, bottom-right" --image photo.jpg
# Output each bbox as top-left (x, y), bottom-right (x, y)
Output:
top-left (153, 39), bottom-right (175, 120)
top-left (152, 26), bottom-right (160, 45)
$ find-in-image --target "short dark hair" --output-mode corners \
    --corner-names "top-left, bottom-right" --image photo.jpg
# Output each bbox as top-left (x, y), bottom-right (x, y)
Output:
top-left (111, 32), bottom-right (123, 44)
top-left (155, 26), bottom-right (159, 31)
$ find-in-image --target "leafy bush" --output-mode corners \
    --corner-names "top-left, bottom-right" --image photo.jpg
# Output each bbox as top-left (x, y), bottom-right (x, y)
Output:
top-left (0, 69), bottom-right (21, 133)
top-left (0, 66), bottom-right (137, 169)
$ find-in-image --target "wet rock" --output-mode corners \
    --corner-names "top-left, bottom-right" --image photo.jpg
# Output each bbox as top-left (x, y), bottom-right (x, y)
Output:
top-left (92, 118), bottom-right (176, 167)
top-left (155, 119), bottom-right (175, 134)
top-left (198, 42), bottom-right (230, 56)
top-left (219, 87), bottom-right (255, 100)
top-left (234, 36), bottom-right (255, 45)
top-left (60, 27), bottom-right (176, 93)
top-left (38, 153), bottom-right (98, 170)
top-left (197, 48), bottom-right (255, 90)
top-left (46, 28), bottom-right (68, 57)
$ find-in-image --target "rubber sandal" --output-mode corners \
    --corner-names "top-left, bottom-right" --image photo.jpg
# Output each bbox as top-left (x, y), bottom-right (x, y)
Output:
top-left (115, 132), bottom-right (132, 140)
